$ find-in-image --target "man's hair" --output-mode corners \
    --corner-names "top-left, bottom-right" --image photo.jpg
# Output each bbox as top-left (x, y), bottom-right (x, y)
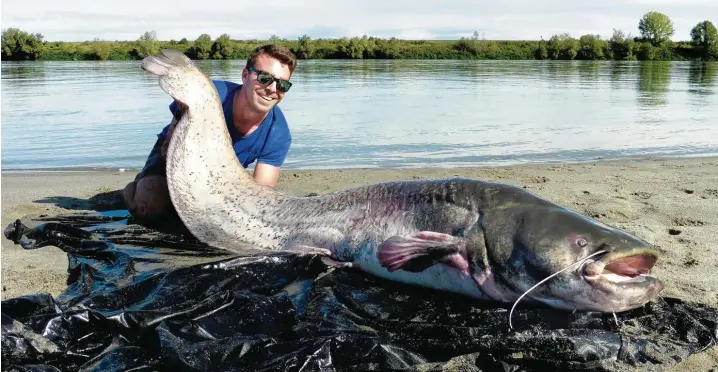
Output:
top-left (246, 44), bottom-right (297, 74)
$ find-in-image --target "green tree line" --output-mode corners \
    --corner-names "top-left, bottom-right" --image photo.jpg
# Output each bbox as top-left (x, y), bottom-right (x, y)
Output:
top-left (3, 12), bottom-right (717, 62)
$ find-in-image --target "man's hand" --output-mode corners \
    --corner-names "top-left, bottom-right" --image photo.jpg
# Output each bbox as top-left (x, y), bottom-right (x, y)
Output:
top-left (160, 102), bottom-right (187, 160)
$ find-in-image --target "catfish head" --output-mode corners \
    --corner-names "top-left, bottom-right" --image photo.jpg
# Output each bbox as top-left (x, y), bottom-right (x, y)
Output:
top-left (475, 199), bottom-right (663, 313)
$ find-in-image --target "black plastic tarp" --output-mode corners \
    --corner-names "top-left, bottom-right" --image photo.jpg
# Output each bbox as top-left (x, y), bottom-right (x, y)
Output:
top-left (2, 211), bottom-right (717, 372)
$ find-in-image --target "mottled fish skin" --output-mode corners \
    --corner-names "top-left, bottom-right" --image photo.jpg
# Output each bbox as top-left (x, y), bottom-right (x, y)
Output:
top-left (141, 50), bottom-right (664, 312)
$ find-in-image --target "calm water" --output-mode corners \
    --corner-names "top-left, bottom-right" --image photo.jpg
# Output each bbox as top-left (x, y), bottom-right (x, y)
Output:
top-left (2, 59), bottom-right (717, 170)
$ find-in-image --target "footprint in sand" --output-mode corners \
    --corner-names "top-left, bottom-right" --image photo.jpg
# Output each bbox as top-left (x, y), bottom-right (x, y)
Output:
top-left (677, 237), bottom-right (696, 245)
top-left (683, 253), bottom-right (698, 267)
top-left (660, 163), bottom-right (685, 169)
top-left (582, 207), bottom-right (634, 221)
top-left (632, 191), bottom-right (653, 199)
top-left (581, 192), bottom-right (641, 222)
top-left (547, 165), bottom-right (574, 172)
top-left (671, 217), bottom-right (706, 227)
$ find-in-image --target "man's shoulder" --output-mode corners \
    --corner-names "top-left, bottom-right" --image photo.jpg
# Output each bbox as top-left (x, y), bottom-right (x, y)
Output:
top-left (267, 106), bottom-right (291, 139)
top-left (257, 106), bottom-right (292, 166)
top-left (211, 79), bottom-right (242, 101)
top-left (270, 105), bottom-right (288, 126)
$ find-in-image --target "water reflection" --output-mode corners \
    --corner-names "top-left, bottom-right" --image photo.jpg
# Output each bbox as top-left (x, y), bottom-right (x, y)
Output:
top-left (688, 61), bottom-right (716, 94)
top-left (608, 61), bottom-right (632, 89)
top-left (637, 61), bottom-right (672, 107)
top-left (1, 61), bottom-right (47, 81)
top-left (577, 60), bottom-right (602, 85)
top-left (211, 59), bottom-right (239, 80)
top-left (545, 60), bottom-right (565, 82)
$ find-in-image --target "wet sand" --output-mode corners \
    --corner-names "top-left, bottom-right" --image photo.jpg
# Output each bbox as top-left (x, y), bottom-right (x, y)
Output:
top-left (2, 156), bottom-right (717, 369)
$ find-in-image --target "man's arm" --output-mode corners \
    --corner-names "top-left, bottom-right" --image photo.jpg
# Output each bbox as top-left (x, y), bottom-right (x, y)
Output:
top-left (253, 163), bottom-right (281, 188)
top-left (159, 118), bottom-right (178, 160)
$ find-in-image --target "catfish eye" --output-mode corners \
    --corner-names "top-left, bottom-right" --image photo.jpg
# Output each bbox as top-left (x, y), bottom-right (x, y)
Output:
top-left (576, 238), bottom-right (588, 247)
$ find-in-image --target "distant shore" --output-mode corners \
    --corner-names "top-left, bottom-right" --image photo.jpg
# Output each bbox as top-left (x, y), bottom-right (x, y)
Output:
top-left (3, 27), bottom-right (716, 62)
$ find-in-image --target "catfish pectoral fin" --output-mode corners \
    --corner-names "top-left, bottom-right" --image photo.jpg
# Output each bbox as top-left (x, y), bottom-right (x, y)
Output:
top-left (376, 231), bottom-right (469, 275)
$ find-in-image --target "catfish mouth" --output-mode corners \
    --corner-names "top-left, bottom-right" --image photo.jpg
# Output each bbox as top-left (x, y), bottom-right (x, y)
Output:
top-left (582, 250), bottom-right (661, 289)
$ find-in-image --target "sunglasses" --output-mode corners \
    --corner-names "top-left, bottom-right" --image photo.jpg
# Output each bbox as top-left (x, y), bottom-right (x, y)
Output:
top-left (248, 66), bottom-right (292, 93)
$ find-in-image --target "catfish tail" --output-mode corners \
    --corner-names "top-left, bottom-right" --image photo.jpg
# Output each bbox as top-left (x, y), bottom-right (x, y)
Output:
top-left (141, 49), bottom-right (193, 76)
top-left (140, 49), bottom-right (210, 110)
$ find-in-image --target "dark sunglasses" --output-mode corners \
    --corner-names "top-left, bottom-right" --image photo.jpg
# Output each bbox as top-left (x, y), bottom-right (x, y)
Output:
top-left (248, 66), bottom-right (292, 93)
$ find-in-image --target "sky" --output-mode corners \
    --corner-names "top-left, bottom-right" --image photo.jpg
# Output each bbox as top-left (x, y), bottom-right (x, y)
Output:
top-left (2, 0), bottom-right (717, 42)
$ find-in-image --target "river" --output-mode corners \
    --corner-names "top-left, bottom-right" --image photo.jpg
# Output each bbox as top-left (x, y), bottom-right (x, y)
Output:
top-left (2, 59), bottom-right (717, 170)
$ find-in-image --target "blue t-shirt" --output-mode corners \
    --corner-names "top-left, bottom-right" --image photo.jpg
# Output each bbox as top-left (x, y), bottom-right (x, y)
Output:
top-left (160, 79), bottom-right (292, 168)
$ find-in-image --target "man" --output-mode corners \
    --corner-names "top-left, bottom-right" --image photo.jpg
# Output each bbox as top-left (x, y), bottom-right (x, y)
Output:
top-left (122, 44), bottom-right (297, 220)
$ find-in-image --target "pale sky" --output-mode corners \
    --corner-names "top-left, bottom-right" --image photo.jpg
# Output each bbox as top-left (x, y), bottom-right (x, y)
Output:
top-left (2, 0), bottom-right (716, 42)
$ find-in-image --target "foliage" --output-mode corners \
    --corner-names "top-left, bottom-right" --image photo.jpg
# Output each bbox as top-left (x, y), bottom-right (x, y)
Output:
top-left (134, 31), bottom-right (160, 59)
top-left (638, 11), bottom-right (675, 45)
top-left (1, 13), bottom-right (715, 62)
top-left (1, 28), bottom-right (44, 60)
top-left (578, 34), bottom-right (607, 60)
top-left (295, 35), bottom-right (314, 59)
top-left (690, 21), bottom-right (718, 60)
top-left (211, 34), bottom-right (234, 59)
top-left (609, 29), bottom-right (637, 60)
top-left (188, 34), bottom-right (213, 60)
top-left (545, 33), bottom-right (580, 60)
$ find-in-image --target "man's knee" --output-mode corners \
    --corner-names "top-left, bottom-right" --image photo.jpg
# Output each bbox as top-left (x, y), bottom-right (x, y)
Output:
top-left (122, 181), bottom-right (138, 211)
top-left (122, 175), bottom-right (171, 219)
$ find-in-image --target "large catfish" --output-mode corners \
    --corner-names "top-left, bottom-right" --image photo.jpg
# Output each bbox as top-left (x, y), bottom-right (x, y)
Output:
top-left (141, 50), bottom-right (663, 319)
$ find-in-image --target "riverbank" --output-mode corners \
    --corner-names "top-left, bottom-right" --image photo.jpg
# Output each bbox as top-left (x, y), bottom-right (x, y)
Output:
top-left (2, 156), bottom-right (717, 369)
top-left (3, 29), bottom-right (714, 62)
top-left (2, 156), bottom-right (716, 304)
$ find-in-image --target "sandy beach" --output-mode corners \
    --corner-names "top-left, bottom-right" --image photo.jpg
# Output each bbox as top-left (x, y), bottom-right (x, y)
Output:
top-left (2, 156), bottom-right (718, 369)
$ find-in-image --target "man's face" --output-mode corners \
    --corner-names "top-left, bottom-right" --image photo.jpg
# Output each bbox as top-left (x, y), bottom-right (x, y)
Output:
top-left (241, 54), bottom-right (292, 113)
